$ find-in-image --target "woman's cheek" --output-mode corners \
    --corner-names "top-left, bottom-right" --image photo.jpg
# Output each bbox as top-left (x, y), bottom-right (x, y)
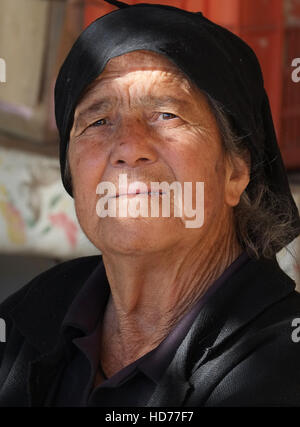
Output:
top-left (70, 142), bottom-right (107, 193)
top-left (70, 132), bottom-right (107, 155)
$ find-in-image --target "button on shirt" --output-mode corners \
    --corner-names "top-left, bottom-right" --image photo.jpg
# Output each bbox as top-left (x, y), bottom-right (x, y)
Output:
top-left (52, 252), bottom-right (250, 407)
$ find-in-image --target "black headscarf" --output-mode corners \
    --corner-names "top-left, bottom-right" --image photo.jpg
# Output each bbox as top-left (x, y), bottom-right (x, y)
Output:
top-left (55, 1), bottom-right (300, 245)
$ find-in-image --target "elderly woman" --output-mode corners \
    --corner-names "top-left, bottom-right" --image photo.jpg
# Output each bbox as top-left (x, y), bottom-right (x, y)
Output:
top-left (0, 1), bottom-right (300, 407)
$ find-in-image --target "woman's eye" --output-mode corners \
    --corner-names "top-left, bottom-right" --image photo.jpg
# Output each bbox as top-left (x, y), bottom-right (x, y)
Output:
top-left (160, 112), bottom-right (178, 120)
top-left (91, 118), bottom-right (107, 127)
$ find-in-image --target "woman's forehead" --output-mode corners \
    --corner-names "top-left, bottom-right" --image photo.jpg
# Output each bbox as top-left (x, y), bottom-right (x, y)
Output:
top-left (80, 50), bottom-right (194, 102)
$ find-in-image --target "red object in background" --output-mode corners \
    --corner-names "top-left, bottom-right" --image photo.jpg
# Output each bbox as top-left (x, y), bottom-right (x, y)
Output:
top-left (203, 0), bottom-right (284, 138)
top-left (83, 1), bottom-right (113, 28)
top-left (281, 0), bottom-right (300, 169)
top-left (83, 0), bottom-right (300, 170)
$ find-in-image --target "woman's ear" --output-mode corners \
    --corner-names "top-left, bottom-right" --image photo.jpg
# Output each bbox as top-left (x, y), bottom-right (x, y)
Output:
top-left (224, 151), bottom-right (250, 207)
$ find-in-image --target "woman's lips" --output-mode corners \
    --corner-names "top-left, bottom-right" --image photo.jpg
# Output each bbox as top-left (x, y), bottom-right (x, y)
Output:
top-left (115, 190), bottom-right (165, 198)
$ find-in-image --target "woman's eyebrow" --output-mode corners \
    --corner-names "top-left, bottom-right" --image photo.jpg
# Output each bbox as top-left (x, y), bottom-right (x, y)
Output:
top-left (74, 97), bottom-right (116, 129)
top-left (139, 95), bottom-right (190, 109)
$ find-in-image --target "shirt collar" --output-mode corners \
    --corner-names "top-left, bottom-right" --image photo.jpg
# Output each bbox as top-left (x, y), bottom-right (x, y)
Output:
top-left (61, 260), bottom-right (110, 335)
top-left (139, 251), bottom-right (250, 383)
top-left (61, 251), bottom-right (250, 384)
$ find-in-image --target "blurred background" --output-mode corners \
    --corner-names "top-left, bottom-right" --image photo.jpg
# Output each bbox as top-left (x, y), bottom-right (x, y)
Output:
top-left (0, 0), bottom-right (299, 302)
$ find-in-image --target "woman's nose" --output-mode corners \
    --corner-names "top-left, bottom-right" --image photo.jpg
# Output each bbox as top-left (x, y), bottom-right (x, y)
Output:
top-left (109, 117), bottom-right (158, 168)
